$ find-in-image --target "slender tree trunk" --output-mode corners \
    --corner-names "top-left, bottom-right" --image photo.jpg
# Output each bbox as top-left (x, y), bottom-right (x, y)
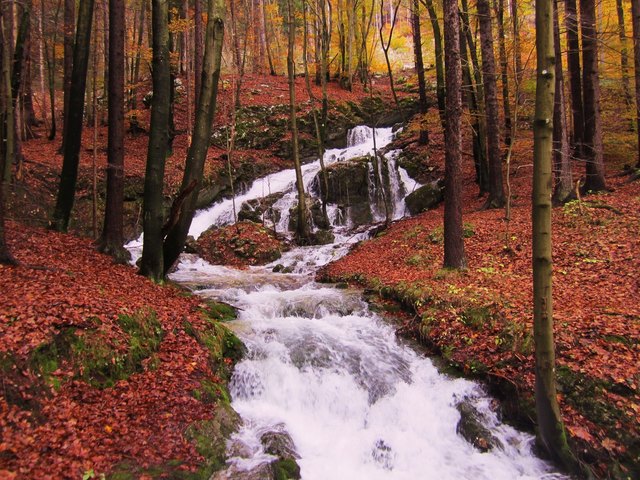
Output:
top-left (411, 0), bottom-right (428, 144)
top-left (443, 0), bottom-right (466, 269)
top-left (130, 1), bottom-right (145, 110)
top-left (194, 0), bottom-right (203, 104)
top-left (50, 0), bottom-right (95, 232)
top-left (43, 0), bottom-right (60, 140)
top-left (565, 0), bottom-right (584, 157)
top-left (287, 0), bottom-right (310, 242)
top-left (379, 0), bottom-right (400, 106)
top-left (511, 0), bottom-right (523, 102)
top-left (161, 0), bottom-right (225, 274)
top-left (422, 0), bottom-right (445, 129)
top-left (478, 0), bottom-right (505, 208)
top-left (1, 8), bottom-right (15, 184)
top-left (580, 0), bottom-right (606, 192)
top-left (532, 0), bottom-right (577, 468)
top-left (552, 0), bottom-right (573, 204)
top-left (633, 0), bottom-right (640, 167)
top-left (61, 0), bottom-right (74, 151)
top-left (98, 0), bottom-right (129, 262)
top-left (616, 0), bottom-right (634, 128)
top-left (495, 0), bottom-right (511, 145)
top-left (0, 15), bottom-right (13, 264)
top-left (140, 0), bottom-right (171, 281)
top-left (262, 0), bottom-right (276, 75)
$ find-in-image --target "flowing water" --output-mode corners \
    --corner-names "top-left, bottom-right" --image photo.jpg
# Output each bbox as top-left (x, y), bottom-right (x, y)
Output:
top-left (131, 127), bottom-right (566, 479)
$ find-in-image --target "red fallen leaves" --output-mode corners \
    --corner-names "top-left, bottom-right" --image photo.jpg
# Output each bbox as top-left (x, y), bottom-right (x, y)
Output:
top-left (0, 223), bottom-right (229, 478)
top-left (321, 113), bottom-right (640, 475)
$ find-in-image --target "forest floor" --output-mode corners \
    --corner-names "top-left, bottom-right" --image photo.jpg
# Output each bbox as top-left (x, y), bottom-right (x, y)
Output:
top-left (320, 107), bottom-right (640, 477)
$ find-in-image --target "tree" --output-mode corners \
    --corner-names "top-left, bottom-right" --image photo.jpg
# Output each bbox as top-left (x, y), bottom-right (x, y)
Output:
top-left (287, 0), bottom-right (311, 242)
top-left (616, 0), bottom-right (634, 123)
top-left (194, 0), bottom-right (203, 105)
top-left (565, 0), bottom-right (583, 157)
top-left (632, 0), bottom-right (640, 168)
top-left (0, 16), bottom-right (15, 266)
top-left (421, 0), bottom-right (445, 128)
top-left (495, 0), bottom-right (512, 145)
top-left (532, 0), bottom-right (576, 467)
top-left (98, 0), bottom-right (129, 263)
top-left (580, 0), bottom-right (606, 192)
top-left (50, 0), bottom-right (95, 232)
top-left (411, 0), bottom-right (429, 144)
top-left (140, 0), bottom-right (171, 281)
top-left (162, 0), bottom-right (225, 274)
top-left (61, 0), bottom-right (74, 151)
top-left (443, 0), bottom-right (466, 269)
top-left (477, 0), bottom-right (505, 208)
top-left (379, 0), bottom-right (400, 106)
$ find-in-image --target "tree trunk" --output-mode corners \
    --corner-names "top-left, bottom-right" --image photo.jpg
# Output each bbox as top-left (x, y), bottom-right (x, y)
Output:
top-left (633, 0), bottom-right (640, 167)
top-left (50, 0), bottom-right (95, 232)
top-left (552, 0), bottom-right (573, 204)
top-left (130, 1), bottom-right (145, 110)
top-left (162, 0), bottom-right (225, 274)
top-left (565, 0), bottom-right (584, 157)
top-left (43, 0), bottom-right (59, 140)
top-left (411, 0), bottom-right (428, 144)
top-left (511, 0), bottom-right (523, 103)
top-left (2, 6), bottom-right (15, 184)
top-left (478, 0), bottom-right (505, 208)
top-left (194, 0), bottom-right (203, 104)
top-left (532, 0), bottom-right (576, 468)
top-left (580, 0), bottom-right (606, 192)
top-left (61, 0), bottom-right (74, 151)
top-left (443, 0), bottom-right (466, 269)
top-left (616, 0), bottom-right (634, 128)
top-left (287, 0), bottom-right (310, 242)
top-left (495, 0), bottom-right (511, 145)
top-left (140, 0), bottom-right (171, 281)
top-left (422, 0), bottom-right (445, 129)
top-left (379, 0), bottom-right (400, 106)
top-left (98, 0), bottom-right (129, 263)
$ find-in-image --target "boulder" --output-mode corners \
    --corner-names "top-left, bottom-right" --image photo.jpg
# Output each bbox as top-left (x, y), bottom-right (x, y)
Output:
top-left (238, 192), bottom-right (284, 224)
top-left (456, 401), bottom-right (503, 452)
top-left (404, 180), bottom-right (444, 215)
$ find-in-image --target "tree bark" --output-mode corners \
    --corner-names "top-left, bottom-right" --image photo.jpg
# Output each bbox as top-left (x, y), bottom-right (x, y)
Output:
top-left (552, 0), bottom-right (573, 204)
top-left (50, 0), bottom-right (95, 232)
top-left (162, 0), bottom-right (225, 274)
top-left (443, 0), bottom-right (466, 269)
top-left (495, 0), bottom-right (511, 145)
top-left (580, 0), bottom-right (606, 192)
top-left (565, 0), bottom-right (584, 157)
top-left (616, 0), bottom-right (634, 126)
top-left (194, 0), bottom-right (203, 105)
top-left (140, 0), bottom-right (171, 281)
top-left (411, 0), bottom-right (428, 144)
top-left (421, 0), bottom-right (444, 128)
top-left (61, 0), bottom-right (74, 151)
top-left (478, 0), bottom-right (505, 208)
top-left (532, 0), bottom-right (576, 468)
top-left (98, 0), bottom-right (129, 263)
top-left (632, 0), bottom-right (640, 167)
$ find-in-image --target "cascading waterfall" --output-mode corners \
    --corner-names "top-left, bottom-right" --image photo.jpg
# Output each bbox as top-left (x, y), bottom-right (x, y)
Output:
top-left (132, 126), bottom-right (566, 479)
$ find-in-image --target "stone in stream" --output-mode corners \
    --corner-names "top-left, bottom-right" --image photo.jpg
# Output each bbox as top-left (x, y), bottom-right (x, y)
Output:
top-left (404, 180), bottom-right (445, 215)
top-left (456, 401), bottom-right (504, 452)
top-left (238, 192), bottom-right (285, 225)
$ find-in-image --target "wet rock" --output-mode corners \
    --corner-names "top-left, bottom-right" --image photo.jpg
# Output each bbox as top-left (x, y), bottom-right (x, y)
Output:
top-left (238, 192), bottom-right (284, 224)
top-left (371, 439), bottom-right (395, 470)
top-left (260, 426), bottom-right (300, 460)
top-left (456, 401), bottom-right (504, 452)
top-left (309, 229), bottom-right (335, 245)
top-left (184, 235), bottom-right (198, 254)
top-left (404, 180), bottom-right (444, 215)
top-left (212, 461), bottom-right (275, 480)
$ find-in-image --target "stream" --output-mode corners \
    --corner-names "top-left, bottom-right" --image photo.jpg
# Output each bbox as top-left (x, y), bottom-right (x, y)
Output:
top-left (129, 127), bottom-right (566, 479)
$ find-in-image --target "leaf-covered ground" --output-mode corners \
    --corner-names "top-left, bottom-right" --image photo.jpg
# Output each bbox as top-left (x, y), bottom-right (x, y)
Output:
top-left (320, 114), bottom-right (640, 477)
top-left (0, 222), bottom-right (243, 478)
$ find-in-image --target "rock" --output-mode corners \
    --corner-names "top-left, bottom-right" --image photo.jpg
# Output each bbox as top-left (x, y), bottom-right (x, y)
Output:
top-left (309, 229), bottom-right (335, 245)
top-left (404, 180), bottom-right (444, 215)
top-left (260, 426), bottom-right (300, 460)
top-left (456, 401), bottom-right (504, 452)
top-left (184, 235), bottom-right (198, 254)
top-left (238, 193), bottom-right (284, 224)
top-left (212, 461), bottom-right (275, 480)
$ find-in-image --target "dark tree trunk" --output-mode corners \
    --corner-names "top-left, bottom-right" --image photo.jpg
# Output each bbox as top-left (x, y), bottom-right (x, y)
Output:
top-left (565, 0), bottom-right (584, 157)
top-left (61, 0), bottom-right (75, 151)
top-left (478, 0), bottom-right (505, 208)
top-left (552, 0), bottom-right (573, 204)
top-left (130, 2), bottom-right (145, 110)
top-left (511, 0), bottom-right (523, 102)
top-left (422, 0), bottom-right (445, 130)
top-left (43, 0), bottom-right (59, 140)
top-left (140, 0), bottom-right (171, 282)
top-left (162, 0), bottom-right (225, 274)
top-left (495, 0), bottom-right (511, 145)
top-left (443, 0), bottom-right (466, 269)
top-left (98, 0), bottom-right (129, 263)
top-left (580, 0), bottom-right (606, 192)
top-left (194, 0), bottom-right (203, 105)
top-left (411, 0), bottom-right (428, 144)
top-left (50, 0), bottom-right (95, 232)
top-left (0, 20), bottom-right (15, 266)
top-left (632, 0), bottom-right (640, 167)
top-left (616, 0), bottom-right (634, 126)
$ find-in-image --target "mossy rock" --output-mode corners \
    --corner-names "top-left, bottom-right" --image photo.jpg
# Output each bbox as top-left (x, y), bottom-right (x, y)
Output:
top-left (456, 401), bottom-right (503, 452)
top-left (404, 180), bottom-right (444, 215)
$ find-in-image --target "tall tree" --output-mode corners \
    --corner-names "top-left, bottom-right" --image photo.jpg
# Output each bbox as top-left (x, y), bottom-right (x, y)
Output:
top-left (495, 0), bottom-right (511, 145)
top-left (443, 0), bottom-right (466, 269)
top-left (421, 0), bottom-right (445, 127)
top-left (477, 0), bottom-right (505, 208)
top-left (50, 0), bottom-right (95, 232)
top-left (140, 0), bottom-right (171, 281)
top-left (532, 0), bottom-right (575, 467)
top-left (379, 0), bottom-right (400, 105)
top-left (162, 0), bottom-right (225, 274)
top-left (61, 0), bottom-right (74, 151)
top-left (616, 0), bottom-right (634, 122)
top-left (580, 0), bottom-right (606, 192)
top-left (411, 0), bottom-right (429, 144)
top-left (632, 0), bottom-right (640, 167)
top-left (552, 0), bottom-right (573, 204)
top-left (194, 0), bottom-right (203, 105)
top-left (287, 0), bottom-right (311, 242)
top-left (98, 0), bottom-right (129, 262)
top-left (565, 0), bottom-right (584, 157)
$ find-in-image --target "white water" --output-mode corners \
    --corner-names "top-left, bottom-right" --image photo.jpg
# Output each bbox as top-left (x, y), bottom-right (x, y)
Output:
top-left (139, 127), bottom-right (564, 479)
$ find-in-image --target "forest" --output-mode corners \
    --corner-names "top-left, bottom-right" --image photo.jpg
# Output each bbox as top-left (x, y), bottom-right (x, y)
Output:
top-left (0, 0), bottom-right (638, 478)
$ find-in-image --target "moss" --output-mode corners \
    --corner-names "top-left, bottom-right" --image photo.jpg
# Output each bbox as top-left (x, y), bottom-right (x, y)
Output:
top-left (460, 306), bottom-right (493, 330)
top-left (193, 378), bottom-right (231, 405)
top-left (200, 300), bottom-right (237, 323)
top-left (271, 458), bottom-right (301, 480)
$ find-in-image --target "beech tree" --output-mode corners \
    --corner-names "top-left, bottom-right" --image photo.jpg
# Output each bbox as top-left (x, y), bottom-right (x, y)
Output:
top-left (51, 0), bottom-right (95, 232)
top-left (443, 0), bottom-right (466, 269)
top-left (98, 0), bottom-right (129, 263)
top-left (421, 0), bottom-right (444, 127)
top-left (411, 0), bottom-right (429, 144)
top-left (61, 0), bottom-right (74, 151)
top-left (632, 0), bottom-right (640, 168)
top-left (565, 0), bottom-right (584, 157)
